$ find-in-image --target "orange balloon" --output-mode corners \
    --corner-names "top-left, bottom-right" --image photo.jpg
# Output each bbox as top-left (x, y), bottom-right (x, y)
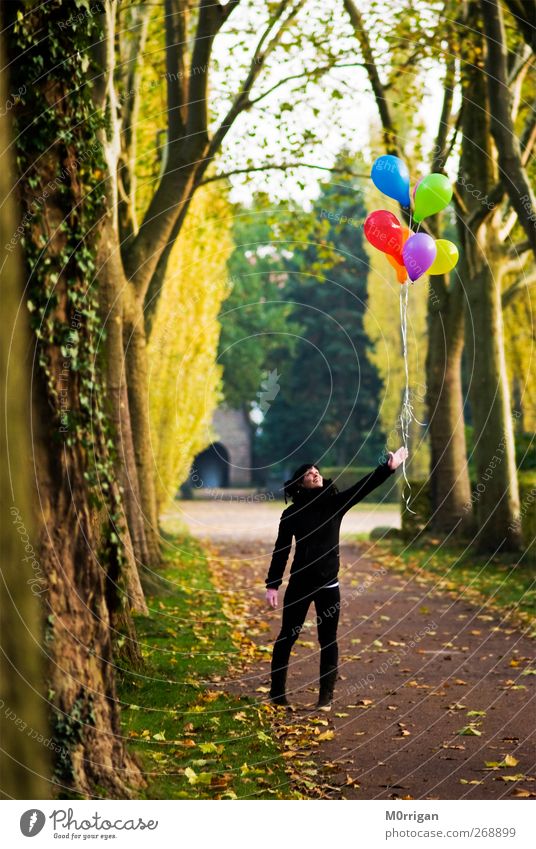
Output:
top-left (387, 254), bottom-right (408, 284)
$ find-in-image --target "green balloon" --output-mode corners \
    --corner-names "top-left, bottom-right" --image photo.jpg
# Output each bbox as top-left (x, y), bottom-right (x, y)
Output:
top-left (413, 173), bottom-right (453, 223)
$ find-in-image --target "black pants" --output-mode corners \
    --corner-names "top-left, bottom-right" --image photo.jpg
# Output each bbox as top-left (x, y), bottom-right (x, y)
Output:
top-left (271, 579), bottom-right (340, 688)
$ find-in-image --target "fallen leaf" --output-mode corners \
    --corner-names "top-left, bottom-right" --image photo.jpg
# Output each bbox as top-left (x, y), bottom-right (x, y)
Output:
top-left (317, 730), bottom-right (335, 741)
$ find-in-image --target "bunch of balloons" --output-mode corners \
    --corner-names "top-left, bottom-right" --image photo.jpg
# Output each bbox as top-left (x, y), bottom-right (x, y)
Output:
top-left (364, 155), bottom-right (459, 283)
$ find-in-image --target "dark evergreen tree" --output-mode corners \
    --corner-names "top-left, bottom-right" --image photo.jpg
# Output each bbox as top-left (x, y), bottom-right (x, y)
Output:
top-left (258, 157), bottom-right (386, 470)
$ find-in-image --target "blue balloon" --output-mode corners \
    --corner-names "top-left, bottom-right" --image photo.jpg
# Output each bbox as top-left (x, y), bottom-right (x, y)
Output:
top-left (371, 155), bottom-right (411, 207)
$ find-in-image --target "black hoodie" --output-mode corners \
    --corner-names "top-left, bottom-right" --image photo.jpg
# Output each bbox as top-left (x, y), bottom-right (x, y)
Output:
top-left (265, 461), bottom-right (396, 591)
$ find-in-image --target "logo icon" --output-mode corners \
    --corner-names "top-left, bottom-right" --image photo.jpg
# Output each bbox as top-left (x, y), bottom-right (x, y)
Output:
top-left (20, 810), bottom-right (46, 837)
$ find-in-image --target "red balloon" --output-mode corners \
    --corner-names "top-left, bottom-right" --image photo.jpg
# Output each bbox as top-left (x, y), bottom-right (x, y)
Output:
top-left (364, 210), bottom-right (404, 263)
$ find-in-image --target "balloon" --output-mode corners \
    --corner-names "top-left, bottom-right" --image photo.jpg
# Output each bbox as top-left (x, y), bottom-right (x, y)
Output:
top-left (412, 177), bottom-right (423, 200)
top-left (413, 173), bottom-right (453, 222)
top-left (428, 239), bottom-right (459, 275)
top-left (387, 254), bottom-right (408, 284)
top-left (364, 210), bottom-right (405, 262)
top-left (402, 233), bottom-right (437, 281)
top-left (371, 155), bottom-right (411, 207)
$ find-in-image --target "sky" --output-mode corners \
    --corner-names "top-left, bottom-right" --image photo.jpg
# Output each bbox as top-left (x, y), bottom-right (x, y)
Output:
top-left (207, 0), bottom-right (452, 208)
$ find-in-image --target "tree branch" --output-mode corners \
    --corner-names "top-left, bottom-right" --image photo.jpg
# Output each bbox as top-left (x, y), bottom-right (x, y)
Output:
top-left (186, 0), bottom-right (241, 141)
top-left (343, 0), bottom-right (398, 155)
top-left (502, 0), bottom-right (536, 52)
top-left (432, 54), bottom-right (456, 173)
top-left (198, 161), bottom-right (369, 185)
top-left (140, 1), bottom-right (307, 317)
top-left (481, 0), bottom-right (536, 256)
top-left (164, 0), bottom-right (189, 148)
top-left (247, 62), bottom-right (365, 107)
top-left (502, 271), bottom-right (536, 308)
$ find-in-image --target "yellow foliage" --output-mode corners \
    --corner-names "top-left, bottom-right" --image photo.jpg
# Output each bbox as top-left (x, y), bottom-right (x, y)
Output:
top-left (148, 184), bottom-right (233, 510)
top-left (364, 244), bottom-right (429, 479)
top-left (502, 281), bottom-right (536, 432)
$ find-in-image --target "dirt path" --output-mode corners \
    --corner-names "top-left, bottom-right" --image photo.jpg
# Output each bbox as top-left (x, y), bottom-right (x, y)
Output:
top-left (162, 496), bottom-right (400, 541)
top-left (203, 536), bottom-right (536, 800)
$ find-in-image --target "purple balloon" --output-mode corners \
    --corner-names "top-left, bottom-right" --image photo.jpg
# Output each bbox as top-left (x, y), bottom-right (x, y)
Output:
top-left (412, 177), bottom-right (423, 201)
top-left (402, 233), bottom-right (437, 281)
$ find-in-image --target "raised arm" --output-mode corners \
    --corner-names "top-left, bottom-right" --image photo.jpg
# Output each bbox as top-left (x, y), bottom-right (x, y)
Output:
top-left (333, 462), bottom-right (395, 515)
top-left (265, 509), bottom-right (294, 590)
top-left (333, 448), bottom-right (407, 516)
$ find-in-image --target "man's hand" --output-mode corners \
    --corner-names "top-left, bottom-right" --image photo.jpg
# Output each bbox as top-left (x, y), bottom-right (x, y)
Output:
top-left (387, 446), bottom-right (409, 470)
top-left (266, 588), bottom-right (278, 609)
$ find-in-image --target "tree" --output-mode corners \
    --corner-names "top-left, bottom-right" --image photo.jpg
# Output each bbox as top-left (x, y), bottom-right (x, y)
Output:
top-left (259, 162), bottom-right (386, 467)
top-left (0, 29), bottom-right (49, 799)
top-left (93, 0), bottom-right (358, 568)
top-left (148, 183), bottom-right (233, 509)
top-left (481, 0), bottom-right (536, 256)
top-left (8, 0), bottom-right (144, 797)
top-left (219, 197), bottom-right (301, 409)
top-left (343, 0), bottom-right (472, 533)
top-left (454, 1), bottom-right (531, 551)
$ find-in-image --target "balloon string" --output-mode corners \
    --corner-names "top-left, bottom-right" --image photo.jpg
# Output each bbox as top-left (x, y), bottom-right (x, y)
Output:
top-left (398, 282), bottom-right (418, 516)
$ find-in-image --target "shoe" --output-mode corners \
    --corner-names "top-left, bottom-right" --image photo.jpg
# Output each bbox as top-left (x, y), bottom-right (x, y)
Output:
top-left (269, 664), bottom-right (292, 708)
top-left (269, 693), bottom-right (291, 707)
top-left (315, 665), bottom-right (337, 711)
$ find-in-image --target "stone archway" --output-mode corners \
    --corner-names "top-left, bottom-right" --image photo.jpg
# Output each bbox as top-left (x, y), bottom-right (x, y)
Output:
top-left (192, 442), bottom-right (230, 488)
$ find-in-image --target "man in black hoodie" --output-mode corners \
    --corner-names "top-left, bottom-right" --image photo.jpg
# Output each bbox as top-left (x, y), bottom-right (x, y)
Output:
top-left (265, 447), bottom-right (407, 710)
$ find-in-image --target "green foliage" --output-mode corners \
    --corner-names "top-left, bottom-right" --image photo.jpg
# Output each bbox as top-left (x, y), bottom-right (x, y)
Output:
top-left (11, 2), bottom-right (127, 586)
top-left (379, 536), bottom-right (535, 629)
top-left (148, 184), bottom-right (233, 509)
top-left (51, 693), bottom-right (96, 789)
top-left (401, 474), bottom-right (535, 556)
top-left (219, 197), bottom-right (301, 408)
top-left (119, 534), bottom-right (296, 799)
top-left (255, 158), bottom-right (386, 470)
top-left (322, 466), bottom-right (398, 503)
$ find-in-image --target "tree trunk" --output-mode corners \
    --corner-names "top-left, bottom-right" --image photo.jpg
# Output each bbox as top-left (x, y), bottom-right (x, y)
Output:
top-left (426, 274), bottom-right (473, 533)
top-left (0, 37), bottom-right (50, 799)
top-left (91, 0), bottom-right (160, 576)
top-left (123, 289), bottom-right (162, 567)
top-left (96, 212), bottom-right (149, 613)
top-left (7, 0), bottom-right (145, 796)
top-left (458, 13), bottom-right (522, 552)
top-left (462, 242), bottom-right (522, 551)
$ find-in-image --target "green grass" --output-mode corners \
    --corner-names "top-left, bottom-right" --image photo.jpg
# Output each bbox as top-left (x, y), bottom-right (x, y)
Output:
top-left (372, 537), bottom-right (536, 632)
top-left (118, 533), bottom-right (298, 799)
